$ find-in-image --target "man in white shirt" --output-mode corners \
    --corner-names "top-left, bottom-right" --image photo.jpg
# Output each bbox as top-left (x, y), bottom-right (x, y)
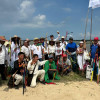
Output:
top-left (0, 43), bottom-right (6, 80)
top-left (50, 31), bottom-right (60, 41)
top-left (31, 38), bottom-right (44, 69)
top-left (60, 36), bottom-right (68, 52)
top-left (27, 54), bottom-right (47, 88)
top-left (21, 41), bottom-right (30, 59)
top-left (0, 36), bottom-right (9, 80)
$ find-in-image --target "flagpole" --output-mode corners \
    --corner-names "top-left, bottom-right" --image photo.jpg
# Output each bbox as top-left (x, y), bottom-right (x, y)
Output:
top-left (90, 8), bottom-right (93, 49)
top-left (83, 7), bottom-right (90, 49)
top-left (84, 8), bottom-right (89, 41)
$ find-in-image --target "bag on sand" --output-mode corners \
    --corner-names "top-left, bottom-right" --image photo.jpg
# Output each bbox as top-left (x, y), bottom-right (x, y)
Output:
top-left (86, 65), bottom-right (92, 79)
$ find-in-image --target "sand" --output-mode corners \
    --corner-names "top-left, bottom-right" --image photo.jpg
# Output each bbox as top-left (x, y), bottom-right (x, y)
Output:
top-left (0, 81), bottom-right (100, 100)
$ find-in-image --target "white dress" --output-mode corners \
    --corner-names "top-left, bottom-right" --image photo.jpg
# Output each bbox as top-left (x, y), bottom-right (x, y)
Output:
top-left (77, 47), bottom-right (85, 70)
top-left (11, 42), bottom-right (20, 67)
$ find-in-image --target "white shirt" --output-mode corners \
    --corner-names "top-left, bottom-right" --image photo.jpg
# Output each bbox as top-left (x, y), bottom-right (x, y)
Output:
top-left (48, 45), bottom-right (55, 54)
top-left (55, 46), bottom-right (63, 56)
top-left (60, 41), bottom-right (68, 51)
top-left (27, 60), bottom-right (47, 74)
top-left (21, 45), bottom-right (30, 57)
top-left (31, 44), bottom-right (44, 59)
top-left (0, 47), bottom-right (6, 64)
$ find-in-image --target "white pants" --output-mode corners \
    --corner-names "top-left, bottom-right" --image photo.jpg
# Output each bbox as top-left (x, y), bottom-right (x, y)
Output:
top-left (77, 55), bottom-right (85, 70)
top-left (12, 74), bottom-right (23, 85)
top-left (30, 70), bottom-right (45, 88)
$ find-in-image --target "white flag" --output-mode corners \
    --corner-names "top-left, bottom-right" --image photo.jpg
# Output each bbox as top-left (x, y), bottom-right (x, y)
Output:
top-left (89, 0), bottom-right (100, 9)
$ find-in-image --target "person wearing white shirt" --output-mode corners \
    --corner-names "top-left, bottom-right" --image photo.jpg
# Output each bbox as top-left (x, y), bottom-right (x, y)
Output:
top-left (21, 41), bottom-right (30, 58)
top-left (55, 41), bottom-right (63, 56)
top-left (60, 36), bottom-right (68, 52)
top-left (0, 43), bottom-right (6, 80)
top-left (26, 38), bottom-right (32, 60)
top-left (48, 40), bottom-right (55, 54)
top-left (11, 35), bottom-right (21, 68)
top-left (27, 54), bottom-right (47, 87)
top-left (50, 31), bottom-right (60, 41)
top-left (31, 38), bottom-right (44, 60)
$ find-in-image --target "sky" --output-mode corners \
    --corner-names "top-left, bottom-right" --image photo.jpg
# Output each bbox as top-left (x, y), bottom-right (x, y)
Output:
top-left (0, 0), bottom-right (100, 40)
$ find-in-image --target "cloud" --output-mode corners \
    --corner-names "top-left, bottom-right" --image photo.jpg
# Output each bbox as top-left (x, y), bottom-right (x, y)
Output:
top-left (19, 0), bottom-right (35, 20)
top-left (63, 8), bottom-right (72, 12)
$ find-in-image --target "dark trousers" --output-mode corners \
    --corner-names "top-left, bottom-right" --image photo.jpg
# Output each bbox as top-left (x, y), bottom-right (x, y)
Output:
top-left (48, 70), bottom-right (54, 79)
top-left (38, 58), bottom-right (43, 70)
top-left (68, 54), bottom-right (77, 72)
top-left (0, 64), bottom-right (6, 80)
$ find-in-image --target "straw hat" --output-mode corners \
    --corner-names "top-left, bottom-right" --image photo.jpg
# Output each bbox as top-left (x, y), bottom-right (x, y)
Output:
top-left (4, 41), bottom-right (11, 46)
top-left (0, 36), bottom-right (7, 41)
top-left (61, 36), bottom-right (65, 39)
top-left (34, 38), bottom-right (39, 41)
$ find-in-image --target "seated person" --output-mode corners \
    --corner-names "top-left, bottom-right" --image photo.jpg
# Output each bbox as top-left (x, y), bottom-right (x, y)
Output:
top-left (27, 54), bottom-right (47, 88)
top-left (57, 54), bottom-right (71, 75)
top-left (12, 52), bottom-right (26, 89)
top-left (44, 55), bottom-right (60, 83)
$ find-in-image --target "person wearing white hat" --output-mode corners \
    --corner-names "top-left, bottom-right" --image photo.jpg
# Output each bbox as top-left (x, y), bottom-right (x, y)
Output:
top-left (31, 38), bottom-right (44, 69)
top-left (77, 41), bottom-right (85, 75)
top-left (60, 36), bottom-right (68, 52)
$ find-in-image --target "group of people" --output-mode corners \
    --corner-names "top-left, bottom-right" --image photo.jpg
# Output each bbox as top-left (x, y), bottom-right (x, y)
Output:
top-left (0, 32), bottom-right (100, 89)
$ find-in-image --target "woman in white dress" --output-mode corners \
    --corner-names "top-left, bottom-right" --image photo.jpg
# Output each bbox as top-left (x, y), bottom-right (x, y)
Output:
top-left (77, 41), bottom-right (85, 75)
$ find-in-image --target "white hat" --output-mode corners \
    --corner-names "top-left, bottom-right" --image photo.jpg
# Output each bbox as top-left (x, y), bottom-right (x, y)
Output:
top-left (79, 41), bottom-right (84, 44)
top-left (61, 36), bottom-right (65, 38)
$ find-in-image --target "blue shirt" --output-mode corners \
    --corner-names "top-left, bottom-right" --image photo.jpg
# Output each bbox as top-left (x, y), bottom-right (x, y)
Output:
top-left (66, 42), bottom-right (77, 53)
top-left (91, 44), bottom-right (98, 59)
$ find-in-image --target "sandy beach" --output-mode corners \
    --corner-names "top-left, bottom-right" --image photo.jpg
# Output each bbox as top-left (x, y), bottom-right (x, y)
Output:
top-left (0, 81), bottom-right (100, 100)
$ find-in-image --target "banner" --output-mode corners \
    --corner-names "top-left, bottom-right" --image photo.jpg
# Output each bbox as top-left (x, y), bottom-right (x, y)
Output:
top-left (89, 0), bottom-right (100, 9)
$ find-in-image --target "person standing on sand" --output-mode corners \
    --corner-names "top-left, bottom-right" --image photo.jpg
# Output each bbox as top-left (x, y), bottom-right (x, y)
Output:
top-left (60, 36), bottom-right (68, 53)
top-left (0, 36), bottom-right (9, 80)
top-left (31, 38), bottom-right (44, 69)
top-left (21, 41), bottom-right (30, 61)
top-left (26, 38), bottom-right (32, 60)
top-left (66, 37), bottom-right (77, 72)
top-left (11, 35), bottom-right (21, 68)
top-left (77, 41), bottom-right (85, 75)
